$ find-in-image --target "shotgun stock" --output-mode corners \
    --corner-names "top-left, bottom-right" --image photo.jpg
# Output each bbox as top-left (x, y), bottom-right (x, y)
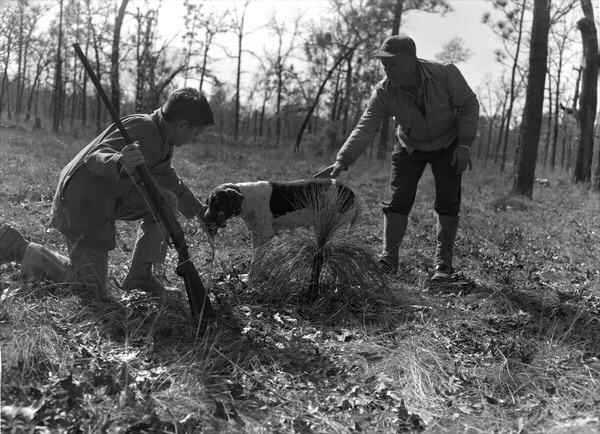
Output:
top-left (72, 42), bottom-right (216, 322)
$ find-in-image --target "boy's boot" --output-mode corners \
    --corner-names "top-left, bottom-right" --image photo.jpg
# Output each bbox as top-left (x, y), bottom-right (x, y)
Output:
top-left (1, 224), bottom-right (69, 282)
top-left (122, 218), bottom-right (169, 292)
top-left (21, 243), bottom-right (71, 283)
top-left (122, 260), bottom-right (165, 292)
top-left (378, 212), bottom-right (409, 275)
top-left (432, 214), bottom-right (459, 281)
top-left (2, 224), bottom-right (103, 295)
top-left (0, 224), bottom-right (29, 263)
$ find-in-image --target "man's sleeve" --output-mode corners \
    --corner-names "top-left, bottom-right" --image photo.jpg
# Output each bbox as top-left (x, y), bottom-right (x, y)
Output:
top-left (335, 84), bottom-right (388, 168)
top-left (446, 64), bottom-right (480, 148)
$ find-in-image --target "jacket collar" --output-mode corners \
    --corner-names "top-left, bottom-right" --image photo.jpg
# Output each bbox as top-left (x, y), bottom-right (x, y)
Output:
top-left (381, 58), bottom-right (431, 93)
top-left (152, 108), bottom-right (171, 145)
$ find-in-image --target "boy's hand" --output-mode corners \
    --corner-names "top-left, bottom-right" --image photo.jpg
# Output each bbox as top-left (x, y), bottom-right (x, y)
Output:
top-left (119, 142), bottom-right (145, 174)
top-left (194, 203), bottom-right (209, 228)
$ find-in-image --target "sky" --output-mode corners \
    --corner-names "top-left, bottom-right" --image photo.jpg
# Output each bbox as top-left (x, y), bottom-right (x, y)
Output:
top-left (23, 0), bottom-right (600, 93)
top-left (153, 0), bottom-right (508, 91)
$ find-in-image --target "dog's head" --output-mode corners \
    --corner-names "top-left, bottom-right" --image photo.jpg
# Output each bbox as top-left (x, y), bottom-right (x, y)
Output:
top-left (202, 183), bottom-right (244, 235)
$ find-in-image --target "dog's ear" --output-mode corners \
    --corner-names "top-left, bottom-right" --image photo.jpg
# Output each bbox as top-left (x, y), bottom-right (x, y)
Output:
top-left (226, 188), bottom-right (244, 216)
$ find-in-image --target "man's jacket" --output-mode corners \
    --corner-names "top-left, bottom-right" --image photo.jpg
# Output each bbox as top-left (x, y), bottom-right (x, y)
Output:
top-left (336, 59), bottom-right (480, 168)
top-left (51, 109), bottom-right (201, 251)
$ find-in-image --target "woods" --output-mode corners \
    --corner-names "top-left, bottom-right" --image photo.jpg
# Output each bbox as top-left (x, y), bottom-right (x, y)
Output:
top-left (2, 1), bottom-right (600, 432)
top-left (0, 0), bottom-right (599, 192)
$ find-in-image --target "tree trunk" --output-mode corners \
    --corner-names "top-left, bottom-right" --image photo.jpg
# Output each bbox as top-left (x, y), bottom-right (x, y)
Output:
top-left (82, 41), bottom-right (89, 126)
top-left (573, 0), bottom-right (598, 187)
top-left (0, 32), bottom-right (13, 121)
top-left (233, 5), bottom-right (247, 142)
top-left (294, 49), bottom-right (352, 152)
top-left (328, 65), bottom-right (342, 149)
top-left (500, 0), bottom-right (526, 173)
top-left (15, 6), bottom-right (24, 121)
top-left (25, 49), bottom-right (47, 123)
top-left (511, 0), bottom-right (550, 198)
top-left (493, 98), bottom-right (507, 164)
top-left (276, 60), bottom-right (283, 145)
top-left (52, 0), bottom-right (64, 132)
top-left (377, 0), bottom-right (404, 160)
top-left (542, 69), bottom-right (552, 167)
top-left (111, 0), bottom-right (129, 116)
top-left (550, 59), bottom-right (563, 171)
top-left (93, 36), bottom-right (102, 133)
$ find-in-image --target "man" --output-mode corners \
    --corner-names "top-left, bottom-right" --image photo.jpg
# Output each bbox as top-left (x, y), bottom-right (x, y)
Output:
top-left (0, 87), bottom-right (213, 295)
top-left (315, 34), bottom-right (479, 281)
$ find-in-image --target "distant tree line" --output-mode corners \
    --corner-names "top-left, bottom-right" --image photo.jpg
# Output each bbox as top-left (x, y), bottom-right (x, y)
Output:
top-left (0, 0), bottom-right (598, 194)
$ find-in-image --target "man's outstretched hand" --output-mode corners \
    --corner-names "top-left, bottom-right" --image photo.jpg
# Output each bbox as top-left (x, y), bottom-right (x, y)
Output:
top-left (313, 161), bottom-right (346, 179)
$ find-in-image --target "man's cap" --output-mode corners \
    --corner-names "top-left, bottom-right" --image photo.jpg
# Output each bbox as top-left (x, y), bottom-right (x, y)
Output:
top-left (373, 34), bottom-right (416, 58)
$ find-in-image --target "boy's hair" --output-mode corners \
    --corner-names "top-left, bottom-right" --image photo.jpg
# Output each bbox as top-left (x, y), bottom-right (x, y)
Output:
top-left (162, 87), bottom-right (214, 127)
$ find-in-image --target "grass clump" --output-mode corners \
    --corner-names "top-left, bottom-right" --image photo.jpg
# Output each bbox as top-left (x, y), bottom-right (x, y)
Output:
top-left (247, 185), bottom-right (388, 310)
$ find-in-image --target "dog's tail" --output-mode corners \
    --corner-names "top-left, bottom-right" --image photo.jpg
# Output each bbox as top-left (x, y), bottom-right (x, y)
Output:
top-left (349, 195), bottom-right (362, 228)
top-left (332, 179), bottom-right (362, 228)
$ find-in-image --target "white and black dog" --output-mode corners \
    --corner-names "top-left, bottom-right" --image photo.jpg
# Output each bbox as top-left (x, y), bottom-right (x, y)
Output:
top-left (202, 179), bottom-right (361, 256)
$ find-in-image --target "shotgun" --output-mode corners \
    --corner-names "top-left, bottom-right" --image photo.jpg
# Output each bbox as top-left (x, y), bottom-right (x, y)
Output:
top-left (72, 43), bottom-right (216, 323)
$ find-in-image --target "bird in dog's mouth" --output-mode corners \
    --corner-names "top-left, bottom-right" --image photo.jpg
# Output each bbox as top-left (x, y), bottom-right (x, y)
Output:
top-left (200, 214), bottom-right (229, 263)
top-left (200, 221), bottom-right (220, 263)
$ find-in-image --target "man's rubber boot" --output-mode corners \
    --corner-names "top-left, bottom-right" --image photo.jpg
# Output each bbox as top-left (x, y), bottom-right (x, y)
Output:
top-left (378, 212), bottom-right (409, 275)
top-left (432, 214), bottom-right (459, 282)
top-left (0, 224), bottom-right (29, 263)
top-left (122, 260), bottom-right (165, 293)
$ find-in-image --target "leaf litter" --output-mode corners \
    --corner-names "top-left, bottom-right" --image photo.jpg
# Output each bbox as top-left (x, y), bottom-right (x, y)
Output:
top-left (2, 139), bottom-right (600, 433)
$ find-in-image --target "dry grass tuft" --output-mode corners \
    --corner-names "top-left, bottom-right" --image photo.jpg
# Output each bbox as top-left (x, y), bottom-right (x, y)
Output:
top-left (247, 185), bottom-right (388, 309)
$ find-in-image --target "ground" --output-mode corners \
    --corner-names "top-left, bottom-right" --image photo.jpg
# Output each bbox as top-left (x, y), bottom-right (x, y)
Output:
top-left (1, 128), bottom-right (599, 433)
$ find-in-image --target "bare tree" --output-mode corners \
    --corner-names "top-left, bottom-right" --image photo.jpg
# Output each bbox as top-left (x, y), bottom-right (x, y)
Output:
top-left (228, 0), bottom-right (255, 141)
top-left (263, 11), bottom-right (302, 145)
top-left (131, 4), bottom-right (189, 113)
top-left (294, 0), bottom-right (381, 152)
top-left (511, 0), bottom-right (550, 198)
top-left (82, 0), bottom-right (111, 132)
top-left (52, 0), bottom-right (64, 132)
top-left (182, 1), bottom-right (229, 91)
top-left (484, 0), bottom-right (528, 174)
top-left (476, 73), bottom-right (509, 165)
top-left (543, 0), bottom-right (580, 170)
top-left (546, 15), bottom-right (575, 170)
top-left (25, 37), bottom-right (51, 125)
top-left (0, 2), bottom-right (18, 121)
top-left (14, 1), bottom-right (45, 122)
top-left (111, 0), bottom-right (129, 116)
top-left (573, 0), bottom-right (598, 187)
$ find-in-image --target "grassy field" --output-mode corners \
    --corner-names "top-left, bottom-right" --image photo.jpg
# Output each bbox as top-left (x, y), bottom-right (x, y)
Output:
top-left (1, 126), bottom-right (599, 433)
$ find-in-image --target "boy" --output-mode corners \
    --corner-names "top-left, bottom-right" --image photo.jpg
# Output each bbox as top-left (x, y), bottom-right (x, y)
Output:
top-left (1, 87), bottom-right (213, 296)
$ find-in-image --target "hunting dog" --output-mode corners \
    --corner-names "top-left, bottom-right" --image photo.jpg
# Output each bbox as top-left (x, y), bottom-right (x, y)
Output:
top-left (202, 179), bottom-right (361, 256)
